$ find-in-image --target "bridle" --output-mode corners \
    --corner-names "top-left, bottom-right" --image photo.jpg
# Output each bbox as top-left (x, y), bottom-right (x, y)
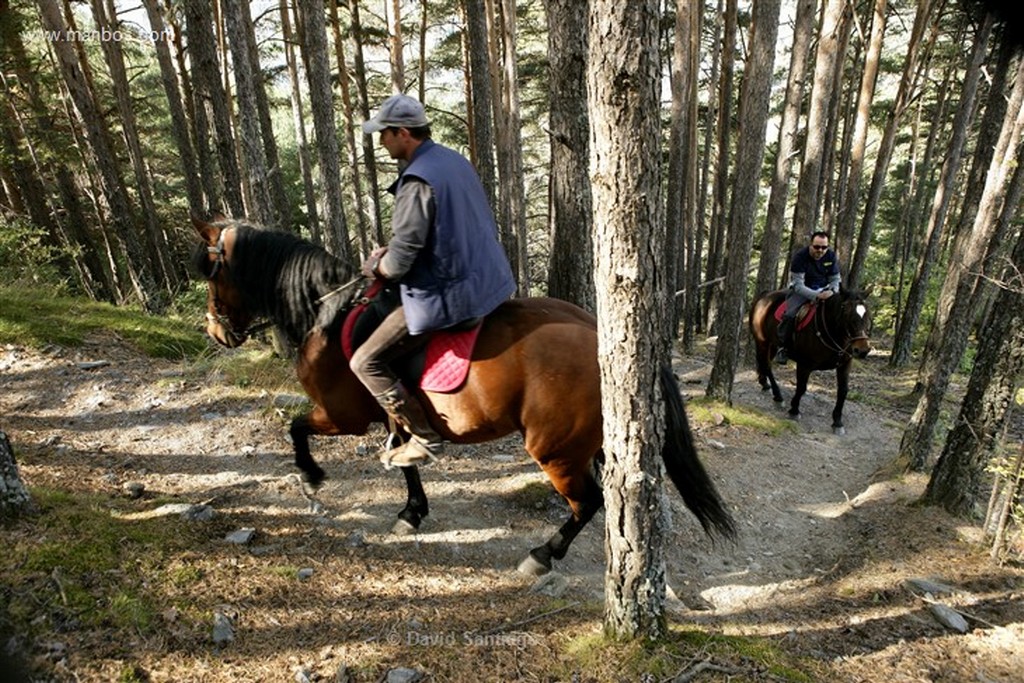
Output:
top-left (203, 226), bottom-right (365, 344)
top-left (204, 227), bottom-right (273, 343)
top-left (813, 295), bottom-right (869, 358)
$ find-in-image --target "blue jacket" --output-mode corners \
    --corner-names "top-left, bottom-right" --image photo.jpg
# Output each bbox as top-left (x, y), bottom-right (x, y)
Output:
top-left (395, 140), bottom-right (516, 334)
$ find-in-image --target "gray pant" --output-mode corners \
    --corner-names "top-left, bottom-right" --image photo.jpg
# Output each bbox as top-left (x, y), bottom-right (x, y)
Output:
top-left (781, 291), bottom-right (812, 320)
top-left (350, 306), bottom-right (428, 397)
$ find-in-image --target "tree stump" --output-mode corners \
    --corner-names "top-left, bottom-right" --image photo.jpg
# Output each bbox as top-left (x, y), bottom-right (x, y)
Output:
top-left (0, 430), bottom-right (33, 518)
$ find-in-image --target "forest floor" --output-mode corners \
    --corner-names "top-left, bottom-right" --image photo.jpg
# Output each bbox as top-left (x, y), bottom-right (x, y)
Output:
top-left (1, 332), bottom-right (1023, 682)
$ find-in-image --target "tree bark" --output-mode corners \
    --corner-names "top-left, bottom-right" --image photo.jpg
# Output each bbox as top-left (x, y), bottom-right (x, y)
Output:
top-left (706, 0), bottom-right (781, 403)
top-left (924, 224), bottom-right (1024, 517)
top-left (38, 0), bottom-right (160, 311)
top-left (850, 0), bottom-right (937, 289)
top-left (295, 0), bottom-right (349, 260)
top-left (141, 0), bottom-right (205, 216)
top-left (184, 0), bottom-right (246, 217)
top-left (791, 0), bottom-right (845, 244)
top-left (283, 0), bottom-right (320, 240)
top-left (702, 0), bottom-right (737, 335)
top-left (588, 0), bottom-right (667, 641)
top-left (896, 48), bottom-right (1024, 473)
top-left (890, 14), bottom-right (993, 367)
top-left (348, 0), bottom-right (384, 245)
top-left (464, 0), bottom-right (497, 208)
top-left (834, 0), bottom-right (887, 280)
top-left (756, 0), bottom-right (815, 296)
top-left (545, 0), bottom-right (593, 312)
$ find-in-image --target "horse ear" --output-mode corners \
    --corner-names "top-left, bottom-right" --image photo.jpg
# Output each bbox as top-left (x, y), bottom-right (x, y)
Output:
top-left (191, 213), bottom-right (219, 243)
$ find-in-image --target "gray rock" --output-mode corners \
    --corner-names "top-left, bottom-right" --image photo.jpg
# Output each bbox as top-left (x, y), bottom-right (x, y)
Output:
top-left (294, 668), bottom-right (313, 683)
top-left (182, 504), bottom-right (216, 522)
top-left (905, 577), bottom-right (958, 597)
top-left (212, 612), bottom-right (235, 646)
top-left (122, 482), bottom-right (145, 499)
top-left (336, 664), bottom-right (354, 683)
top-left (225, 528), bottom-right (256, 545)
top-left (929, 603), bottom-right (969, 633)
top-left (384, 668), bottom-right (424, 683)
top-left (297, 567), bottom-right (315, 580)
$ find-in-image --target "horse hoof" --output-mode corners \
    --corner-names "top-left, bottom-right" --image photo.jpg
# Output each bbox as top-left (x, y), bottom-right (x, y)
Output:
top-left (392, 518), bottom-right (419, 536)
top-left (833, 425), bottom-right (846, 436)
top-left (517, 554), bottom-right (550, 577)
top-left (300, 469), bottom-right (326, 490)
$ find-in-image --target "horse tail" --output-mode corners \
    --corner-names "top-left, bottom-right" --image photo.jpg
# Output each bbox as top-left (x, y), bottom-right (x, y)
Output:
top-left (659, 364), bottom-right (737, 542)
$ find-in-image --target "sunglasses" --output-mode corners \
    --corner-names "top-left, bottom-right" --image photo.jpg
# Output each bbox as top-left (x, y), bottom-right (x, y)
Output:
top-left (811, 245), bottom-right (829, 251)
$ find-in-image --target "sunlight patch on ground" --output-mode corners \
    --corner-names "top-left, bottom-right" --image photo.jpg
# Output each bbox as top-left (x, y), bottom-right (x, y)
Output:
top-left (373, 526), bottom-right (515, 546)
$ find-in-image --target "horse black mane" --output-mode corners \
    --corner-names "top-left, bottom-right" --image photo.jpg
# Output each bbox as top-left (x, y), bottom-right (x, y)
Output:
top-left (193, 221), bottom-right (357, 345)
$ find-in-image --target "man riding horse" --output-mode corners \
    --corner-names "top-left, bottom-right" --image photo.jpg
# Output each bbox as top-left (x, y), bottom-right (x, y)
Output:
top-left (775, 230), bottom-right (841, 365)
top-left (353, 94), bottom-right (516, 468)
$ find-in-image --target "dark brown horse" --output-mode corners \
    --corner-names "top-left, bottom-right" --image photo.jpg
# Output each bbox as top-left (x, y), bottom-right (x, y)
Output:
top-left (191, 216), bottom-right (735, 574)
top-left (749, 288), bottom-right (872, 434)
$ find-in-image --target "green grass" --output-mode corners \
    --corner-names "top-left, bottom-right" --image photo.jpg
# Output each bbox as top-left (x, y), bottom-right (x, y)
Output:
top-left (562, 625), bottom-right (820, 681)
top-left (688, 397), bottom-right (798, 436)
top-left (0, 285), bottom-right (208, 359)
top-left (3, 487), bottom-right (209, 634)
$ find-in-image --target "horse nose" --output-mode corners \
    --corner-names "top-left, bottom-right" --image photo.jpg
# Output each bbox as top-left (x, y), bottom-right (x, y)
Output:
top-left (853, 344), bottom-right (871, 359)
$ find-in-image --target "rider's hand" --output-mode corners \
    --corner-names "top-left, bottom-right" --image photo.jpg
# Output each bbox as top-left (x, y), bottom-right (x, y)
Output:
top-left (361, 246), bottom-right (388, 278)
top-left (817, 289), bottom-right (834, 300)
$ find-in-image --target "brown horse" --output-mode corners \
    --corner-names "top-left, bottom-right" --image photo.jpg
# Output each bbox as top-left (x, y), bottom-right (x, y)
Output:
top-left (191, 216), bottom-right (735, 574)
top-left (749, 288), bottom-right (872, 435)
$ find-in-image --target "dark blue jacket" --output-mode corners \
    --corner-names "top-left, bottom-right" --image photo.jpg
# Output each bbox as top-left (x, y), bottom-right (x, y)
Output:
top-left (396, 140), bottom-right (516, 334)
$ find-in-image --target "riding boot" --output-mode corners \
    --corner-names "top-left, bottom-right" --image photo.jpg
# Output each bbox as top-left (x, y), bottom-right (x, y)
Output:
top-left (375, 382), bottom-right (445, 468)
top-left (774, 317), bottom-right (794, 364)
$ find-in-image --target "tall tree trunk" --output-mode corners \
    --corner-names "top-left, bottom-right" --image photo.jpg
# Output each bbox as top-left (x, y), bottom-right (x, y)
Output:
top-left (756, 0), bottom-right (815, 296)
top-left (849, 0), bottom-right (938, 289)
top-left (348, 0), bottom-right (384, 244)
top-left (184, 0), bottom-right (245, 217)
top-left (222, 0), bottom-right (281, 229)
top-left (92, 0), bottom-right (177, 296)
top-left (0, 430), bottom-right (33, 519)
top-left (834, 0), bottom-right (887, 278)
top-left (37, 0), bottom-right (160, 311)
top-left (493, 0), bottom-right (528, 294)
top-left (706, 0), bottom-right (781, 403)
top-left (678, 0), bottom-right (703, 351)
top-left (589, 0), bottom-right (667, 641)
top-left (896, 49), bottom-right (1024, 473)
top-left (283, 0), bottom-right (320, 240)
top-left (923, 180), bottom-right (1024, 517)
top-left (295, 0), bottom-right (349, 260)
top-left (328, 0), bottom-right (369, 254)
top-left (791, 0), bottom-right (846, 244)
top-left (702, 0), bottom-right (737, 334)
top-left (666, 0), bottom-right (698, 335)
top-left (890, 14), bottom-right (993, 368)
top-left (141, 0), bottom-right (205, 216)
top-left (388, 0), bottom-right (405, 92)
top-left (545, 0), bottom-right (593, 312)
top-left (464, 0), bottom-right (496, 208)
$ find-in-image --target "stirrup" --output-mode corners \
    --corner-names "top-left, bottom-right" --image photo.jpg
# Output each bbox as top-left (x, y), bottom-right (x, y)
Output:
top-left (380, 438), bottom-right (442, 470)
top-left (774, 348), bottom-right (789, 365)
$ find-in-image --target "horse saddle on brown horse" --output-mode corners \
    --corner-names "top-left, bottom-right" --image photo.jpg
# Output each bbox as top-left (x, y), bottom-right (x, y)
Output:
top-left (773, 299), bottom-right (817, 331)
top-left (340, 280), bottom-right (482, 393)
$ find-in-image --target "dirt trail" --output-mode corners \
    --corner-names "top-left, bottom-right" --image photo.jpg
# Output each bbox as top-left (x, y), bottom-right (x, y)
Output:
top-left (2, 337), bottom-right (1022, 682)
